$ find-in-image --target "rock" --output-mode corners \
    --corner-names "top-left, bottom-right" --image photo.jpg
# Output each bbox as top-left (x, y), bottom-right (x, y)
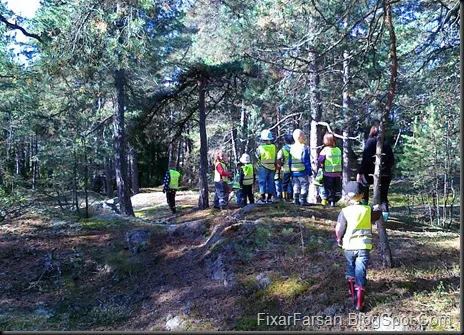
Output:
top-left (126, 230), bottom-right (151, 254)
top-left (165, 315), bottom-right (184, 331)
top-left (211, 254), bottom-right (225, 280)
top-left (167, 219), bottom-right (208, 238)
top-left (256, 273), bottom-right (271, 288)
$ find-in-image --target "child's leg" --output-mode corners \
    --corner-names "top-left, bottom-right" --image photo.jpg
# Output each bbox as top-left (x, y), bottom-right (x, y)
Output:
top-left (354, 250), bottom-right (370, 288)
top-left (267, 170), bottom-right (276, 200)
top-left (214, 182), bottom-right (221, 208)
top-left (258, 167), bottom-right (267, 197)
top-left (245, 185), bottom-right (254, 204)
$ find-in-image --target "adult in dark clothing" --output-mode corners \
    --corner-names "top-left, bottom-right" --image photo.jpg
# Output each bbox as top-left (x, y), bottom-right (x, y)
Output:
top-left (357, 125), bottom-right (395, 211)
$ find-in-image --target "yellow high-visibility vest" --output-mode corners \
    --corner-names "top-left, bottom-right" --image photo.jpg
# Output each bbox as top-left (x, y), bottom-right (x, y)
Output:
top-left (168, 169), bottom-right (180, 189)
top-left (241, 164), bottom-right (254, 185)
top-left (258, 144), bottom-right (276, 170)
top-left (324, 147), bottom-right (342, 173)
top-left (341, 205), bottom-right (373, 250)
top-left (214, 162), bottom-right (230, 183)
top-left (289, 143), bottom-right (305, 172)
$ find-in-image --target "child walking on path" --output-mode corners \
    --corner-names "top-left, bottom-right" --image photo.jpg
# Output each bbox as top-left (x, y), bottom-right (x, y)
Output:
top-left (213, 150), bottom-right (233, 209)
top-left (162, 161), bottom-right (181, 214)
top-left (255, 129), bottom-right (277, 204)
top-left (335, 181), bottom-right (381, 311)
top-left (318, 133), bottom-right (342, 207)
top-left (238, 153), bottom-right (255, 206)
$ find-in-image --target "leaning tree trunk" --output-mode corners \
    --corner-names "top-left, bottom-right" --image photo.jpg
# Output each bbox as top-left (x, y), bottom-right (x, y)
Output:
top-left (373, 0), bottom-right (397, 268)
top-left (308, 47), bottom-right (323, 203)
top-left (197, 78), bottom-right (209, 209)
top-left (113, 68), bottom-right (134, 216)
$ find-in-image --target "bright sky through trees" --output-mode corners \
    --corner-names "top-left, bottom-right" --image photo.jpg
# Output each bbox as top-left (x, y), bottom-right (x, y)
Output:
top-left (5, 0), bottom-right (40, 18)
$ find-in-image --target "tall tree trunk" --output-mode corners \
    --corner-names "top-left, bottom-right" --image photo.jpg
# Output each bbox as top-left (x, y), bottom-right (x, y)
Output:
top-left (197, 79), bottom-right (209, 209)
top-left (82, 137), bottom-right (89, 219)
top-left (105, 157), bottom-right (114, 198)
top-left (128, 144), bottom-right (139, 195)
top-left (308, 48), bottom-right (323, 203)
top-left (342, 48), bottom-right (352, 194)
top-left (240, 100), bottom-right (248, 154)
top-left (342, 43), bottom-right (352, 196)
top-left (231, 127), bottom-right (238, 163)
top-left (32, 133), bottom-right (38, 190)
top-left (373, 0), bottom-right (397, 268)
top-left (113, 68), bottom-right (134, 216)
top-left (73, 149), bottom-right (80, 215)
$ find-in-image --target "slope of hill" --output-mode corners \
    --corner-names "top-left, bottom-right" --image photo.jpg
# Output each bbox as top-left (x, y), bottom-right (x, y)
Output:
top-left (0, 190), bottom-right (460, 331)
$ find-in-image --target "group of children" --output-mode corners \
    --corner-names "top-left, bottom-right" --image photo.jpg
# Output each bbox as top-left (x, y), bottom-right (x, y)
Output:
top-left (216, 128), bottom-right (343, 209)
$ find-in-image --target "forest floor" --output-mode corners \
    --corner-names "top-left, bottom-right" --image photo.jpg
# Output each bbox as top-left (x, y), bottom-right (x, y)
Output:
top-left (0, 188), bottom-right (460, 331)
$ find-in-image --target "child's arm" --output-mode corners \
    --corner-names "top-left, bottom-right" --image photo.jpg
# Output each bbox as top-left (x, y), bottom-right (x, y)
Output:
top-left (162, 171), bottom-right (170, 193)
top-left (335, 211), bottom-right (347, 247)
top-left (370, 206), bottom-right (382, 222)
top-left (216, 163), bottom-right (233, 178)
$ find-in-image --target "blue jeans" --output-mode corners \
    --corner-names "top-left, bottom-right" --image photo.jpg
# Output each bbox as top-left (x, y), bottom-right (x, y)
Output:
top-left (214, 181), bottom-right (229, 208)
top-left (235, 188), bottom-right (244, 206)
top-left (292, 174), bottom-right (309, 195)
top-left (344, 249), bottom-right (370, 287)
top-left (319, 186), bottom-right (327, 200)
top-left (258, 167), bottom-right (276, 196)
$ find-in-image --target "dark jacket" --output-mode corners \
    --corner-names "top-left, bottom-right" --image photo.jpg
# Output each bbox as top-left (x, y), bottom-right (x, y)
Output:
top-left (359, 136), bottom-right (394, 177)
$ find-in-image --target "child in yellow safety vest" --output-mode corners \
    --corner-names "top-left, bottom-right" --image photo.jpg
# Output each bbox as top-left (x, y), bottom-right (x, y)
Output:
top-left (162, 161), bottom-right (181, 214)
top-left (238, 153), bottom-right (255, 207)
top-left (318, 133), bottom-right (342, 207)
top-left (335, 181), bottom-right (382, 312)
top-left (255, 129), bottom-right (277, 204)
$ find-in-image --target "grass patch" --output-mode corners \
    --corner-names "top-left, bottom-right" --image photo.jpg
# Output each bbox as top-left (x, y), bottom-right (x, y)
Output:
top-left (105, 251), bottom-right (142, 279)
top-left (265, 277), bottom-right (309, 300)
top-left (79, 218), bottom-right (127, 230)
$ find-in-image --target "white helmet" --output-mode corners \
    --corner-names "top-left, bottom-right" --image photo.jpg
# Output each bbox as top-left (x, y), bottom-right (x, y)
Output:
top-left (239, 153), bottom-right (251, 164)
top-left (260, 129), bottom-right (274, 141)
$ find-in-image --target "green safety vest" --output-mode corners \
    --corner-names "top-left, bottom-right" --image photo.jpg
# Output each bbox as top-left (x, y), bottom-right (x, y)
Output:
top-left (232, 171), bottom-right (240, 189)
top-left (214, 162), bottom-right (230, 183)
top-left (168, 169), bottom-right (180, 189)
top-left (279, 145), bottom-right (291, 173)
top-left (341, 205), bottom-right (373, 250)
top-left (258, 144), bottom-right (277, 171)
top-left (324, 147), bottom-right (342, 173)
top-left (289, 143), bottom-right (306, 172)
top-left (241, 163), bottom-right (254, 186)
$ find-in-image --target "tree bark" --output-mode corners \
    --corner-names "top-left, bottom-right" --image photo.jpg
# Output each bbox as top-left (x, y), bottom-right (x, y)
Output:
top-left (128, 144), bottom-right (139, 195)
top-left (342, 48), bottom-right (352, 194)
top-left (105, 157), bottom-right (114, 198)
top-left (197, 79), bottom-right (209, 209)
top-left (231, 127), bottom-right (238, 163)
top-left (113, 68), bottom-right (134, 216)
top-left (372, 0), bottom-right (397, 268)
top-left (308, 48), bottom-right (323, 203)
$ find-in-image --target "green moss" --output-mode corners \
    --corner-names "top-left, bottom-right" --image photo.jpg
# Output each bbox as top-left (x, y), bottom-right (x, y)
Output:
top-left (79, 218), bottom-right (126, 230)
top-left (266, 277), bottom-right (309, 299)
top-left (106, 252), bottom-right (142, 278)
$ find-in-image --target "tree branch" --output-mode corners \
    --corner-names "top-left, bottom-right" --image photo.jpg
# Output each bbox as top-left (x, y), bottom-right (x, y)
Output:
top-left (0, 14), bottom-right (43, 43)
